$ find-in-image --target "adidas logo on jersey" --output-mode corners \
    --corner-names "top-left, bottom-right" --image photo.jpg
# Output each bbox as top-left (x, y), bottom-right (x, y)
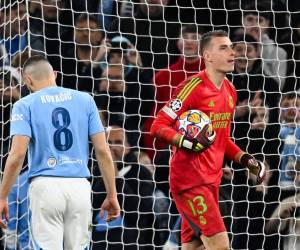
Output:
top-left (208, 100), bottom-right (215, 108)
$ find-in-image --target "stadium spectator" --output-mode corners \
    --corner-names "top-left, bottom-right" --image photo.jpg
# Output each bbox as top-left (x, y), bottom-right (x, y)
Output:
top-left (133, 149), bottom-right (171, 247)
top-left (119, 0), bottom-right (135, 18)
top-left (229, 33), bottom-right (283, 247)
top-left (92, 145), bottom-right (170, 249)
top-left (110, 0), bottom-right (180, 70)
top-left (175, 1), bottom-right (244, 30)
top-left (107, 36), bottom-right (152, 92)
top-left (241, 1), bottom-right (287, 90)
top-left (0, 0), bottom-right (27, 63)
top-left (59, 13), bottom-right (105, 92)
top-left (224, 34), bottom-right (280, 249)
top-left (97, 0), bottom-right (119, 30)
top-left (262, 92), bottom-right (300, 250)
top-left (229, 33), bottom-right (281, 212)
top-left (0, 56), bottom-right (120, 249)
top-left (3, 170), bottom-right (31, 250)
top-left (134, 150), bottom-right (154, 175)
top-left (29, 0), bottom-right (73, 69)
top-left (91, 164), bottom-right (139, 250)
top-left (265, 186), bottom-right (300, 249)
top-left (96, 63), bottom-right (154, 147)
top-left (105, 36), bottom-right (143, 69)
top-left (99, 35), bottom-right (149, 84)
top-left (106, 125), bottom-right (155, 249)
top-left (229, 33), bottom-right (280, 131)
top-left (153, 24), bottom-right (205, 110)
top-left (284, 13), bottom-right (300, 92)
top-left (231, 106), bottom-right (278, 249)
top-left (278, 93), bottom-right (300, 196)
top-left (69, 0), bottom-right (121, 29)
top-left (0, 67), bottom-right (22, 154)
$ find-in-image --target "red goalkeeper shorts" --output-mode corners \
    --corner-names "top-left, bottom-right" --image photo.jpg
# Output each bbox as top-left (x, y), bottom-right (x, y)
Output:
top-left (172, 185), bottom-right (226, 243)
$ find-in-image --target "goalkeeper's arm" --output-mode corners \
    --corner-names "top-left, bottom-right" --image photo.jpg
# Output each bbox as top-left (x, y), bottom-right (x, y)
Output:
top-left (225, 139), bottom-right (266, 184)
top-left (150, 111), bottom-right (215, 152)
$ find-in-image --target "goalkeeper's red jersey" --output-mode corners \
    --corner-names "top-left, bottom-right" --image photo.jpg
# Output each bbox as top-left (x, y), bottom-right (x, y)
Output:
top-left (151, 70), bottom-right (241, 193)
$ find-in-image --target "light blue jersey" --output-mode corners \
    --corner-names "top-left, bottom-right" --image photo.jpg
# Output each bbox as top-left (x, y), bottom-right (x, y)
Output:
top-left (10, 86), bottom-right (104, 180)
top-left (279, 124), bottom-right (300, 189)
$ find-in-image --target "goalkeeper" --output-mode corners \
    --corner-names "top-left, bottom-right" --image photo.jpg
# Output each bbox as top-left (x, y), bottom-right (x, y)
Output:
top-left (151, 30), bottom-right (266, 250)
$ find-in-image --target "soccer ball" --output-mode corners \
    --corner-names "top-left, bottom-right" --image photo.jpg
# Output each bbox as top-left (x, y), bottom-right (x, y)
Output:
top-left (175, 109), bottom-right (213, 139)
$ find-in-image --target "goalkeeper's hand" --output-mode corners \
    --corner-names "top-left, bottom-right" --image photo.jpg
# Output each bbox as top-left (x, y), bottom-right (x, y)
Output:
top-left (178, 125), bottom-right (216, 152)
top-left (240, 153), bottom-right (266, 184)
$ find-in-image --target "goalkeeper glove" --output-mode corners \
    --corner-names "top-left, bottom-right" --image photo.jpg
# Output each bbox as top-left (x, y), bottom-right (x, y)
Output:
top-left (240, 153), bottom-right (266, 184)
top-left (178, 125), bottom-right (216, 152)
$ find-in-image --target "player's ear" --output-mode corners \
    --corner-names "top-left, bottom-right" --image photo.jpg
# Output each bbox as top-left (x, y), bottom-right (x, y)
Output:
top-left (203, 50), bottom-right (211, 63)
top-left (23, 75), bottom-right (31, 85)
top-left (23, 75), bottom-right (34, 92)
top-left (53, 70), bottom-right (58, 79)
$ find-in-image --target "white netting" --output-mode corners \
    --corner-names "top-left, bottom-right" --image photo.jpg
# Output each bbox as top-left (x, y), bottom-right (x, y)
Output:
top-left (0, 0), bottom-right (299, 249)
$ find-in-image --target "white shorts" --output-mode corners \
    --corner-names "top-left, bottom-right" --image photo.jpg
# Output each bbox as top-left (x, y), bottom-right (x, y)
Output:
top-left (29, 177), bottom-right (92, 250)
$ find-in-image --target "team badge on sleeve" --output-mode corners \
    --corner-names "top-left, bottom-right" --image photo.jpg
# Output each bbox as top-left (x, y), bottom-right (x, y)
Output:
top-left (169, 99), bottom-right (182, 112)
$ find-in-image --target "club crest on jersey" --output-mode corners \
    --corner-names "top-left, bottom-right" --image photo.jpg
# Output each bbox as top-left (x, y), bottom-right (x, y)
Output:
top-left (169, 99), bottom-right (182, 112)
top-left (229, 96), bottom-right (234, 109)
top-left (47, 157), bottom-right (57, 168)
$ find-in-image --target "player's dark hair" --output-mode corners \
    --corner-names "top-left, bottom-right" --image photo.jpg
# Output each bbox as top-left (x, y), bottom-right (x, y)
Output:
top-left (75, 13), bottom-right (100, 28)
top-left (179, 24), bottom-right (206, 37)
top-left (243, 1), bottom-right (273, 24)
top-left (22, 55), bottom-right (49, 74)
top-left (231, 34), bottom-right (259, 50)
top-left (200, 30), bottom-right (228, 55)
top-left (75, 13), bottom-right (104, 40)
top-left (281, 92), bottom-right (300, 103)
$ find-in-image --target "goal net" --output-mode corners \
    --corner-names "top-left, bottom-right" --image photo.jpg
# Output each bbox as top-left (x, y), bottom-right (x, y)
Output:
top-left (0, 0), bottom-right (299, 249)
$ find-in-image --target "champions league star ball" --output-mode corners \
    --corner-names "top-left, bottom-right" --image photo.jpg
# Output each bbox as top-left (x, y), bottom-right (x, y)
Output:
top-left (175, 110), bottom-right (213, 139)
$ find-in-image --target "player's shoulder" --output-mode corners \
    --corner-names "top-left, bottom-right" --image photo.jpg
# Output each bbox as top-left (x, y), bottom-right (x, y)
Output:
top-left (176, 72), bottom-right (203, 90)
top-left (224, 76), bottom-right (236, 91)
top-left (13, 92), bottom-right (35, 108)
top-left (173, 72), bottom-right (203, 100)
top-left (173, 73), bottom-right (203, 100)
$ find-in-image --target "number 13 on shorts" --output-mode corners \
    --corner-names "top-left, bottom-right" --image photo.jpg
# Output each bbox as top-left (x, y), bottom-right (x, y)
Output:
top-left (188, 195), bottom-right (208, 225)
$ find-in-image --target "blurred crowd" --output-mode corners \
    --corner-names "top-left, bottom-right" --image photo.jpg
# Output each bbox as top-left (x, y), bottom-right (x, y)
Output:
top-left (1, 0), bottom-right (300, 249)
